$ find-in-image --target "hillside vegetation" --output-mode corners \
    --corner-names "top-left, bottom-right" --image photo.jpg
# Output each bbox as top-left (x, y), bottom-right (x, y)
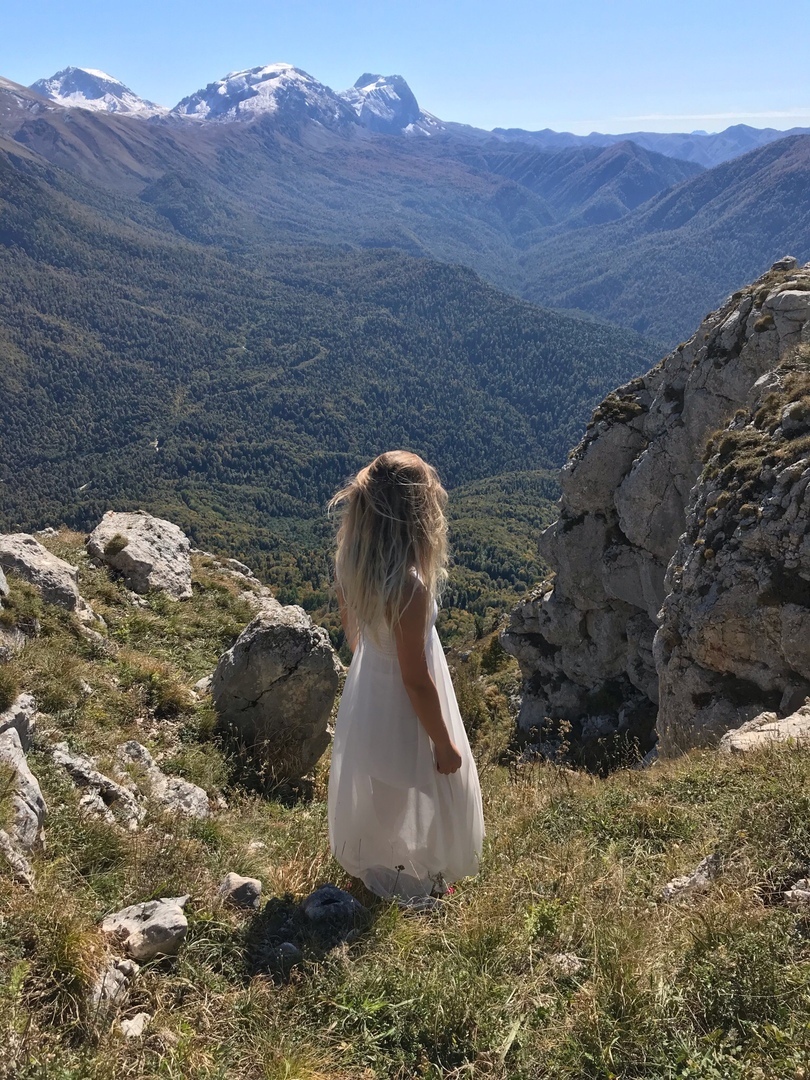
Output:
top-left (1, 537), bottom-right (809, 1078)
top-left (0, 148), bottom-right (651, 622)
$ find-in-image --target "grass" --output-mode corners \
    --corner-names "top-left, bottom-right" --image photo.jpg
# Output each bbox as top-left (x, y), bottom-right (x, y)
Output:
top-left (1, 532), bottom-right (810, 1078)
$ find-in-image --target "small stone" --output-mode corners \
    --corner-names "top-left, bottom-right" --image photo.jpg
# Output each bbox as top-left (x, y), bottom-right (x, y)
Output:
top-left (101, 896), bottom-right (189, 961)
top-left (548, 952), bottom-right (585, 977)
top-left (120, 1012), bottom-right (151, 1038)
top-left (89, 955), bottom-right (139, 1016)
top-left (219, 872), bottom-right (262, 909)
top-left (247, 839), bottom-right (266, 852)
top-left (299, 884), bottom-right (367, 944)
top-left (193, 674), bottom-right (212, 694)
top-left (661, 853), bottom-right (721, 902)
top-left (262, 941), bottom-right (303, 979)
top-left (784, 879), bottom-right (810, 907)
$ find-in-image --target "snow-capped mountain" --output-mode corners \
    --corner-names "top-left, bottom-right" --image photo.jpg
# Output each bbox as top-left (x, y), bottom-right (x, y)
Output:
top-left (29, 67), bottom-right (167, 117)
top-left (338, 73), bottom-right (444, 136)
top-left (172, 63), bottom-right (356, 128)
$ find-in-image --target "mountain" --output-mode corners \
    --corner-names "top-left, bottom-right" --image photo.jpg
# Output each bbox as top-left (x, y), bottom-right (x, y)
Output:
top-left (457, 140), bottom-right (703, 226)
top-left (29, 66), bottom-right (166, 117)
top-left (0, 142), bottom-right (656, 600)
top-left (338, 73), bottom-right (443, 136)
top-left (517, 134), bottom-right (810, 342)
top-left (172, 63), bottom-right (358, 129)
top-left (493, 121), bottom-right (810, 168)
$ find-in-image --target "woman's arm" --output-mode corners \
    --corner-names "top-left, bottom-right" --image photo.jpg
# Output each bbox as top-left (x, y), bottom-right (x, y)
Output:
top-left (395, 582), bottom-right (462, 775)
top-left (335, 583), bottom-right (359, 653)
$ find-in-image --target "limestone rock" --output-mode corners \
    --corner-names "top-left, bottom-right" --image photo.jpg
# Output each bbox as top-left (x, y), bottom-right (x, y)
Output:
top-left (116, 741), bottom-right (209, 819)
top-left (120, 1012), bottom-right (151, 1038)
top-left (0, 533), bottom-right (95, 620)
top-left (0, 693), bottom-right (38, 750)
top-left (548, 952), bottom-right (585, 977)
top-left (212, 600), bottom-right (341, 780)
top-left (101, 896), bottom-right (189, 961)
top-left (0, 565), bottom-right (7, 599)
top-left (87, 511), bottom-right (192, 599)
top-left (50, 742), bottom-right (144, 830)
top-left (661, 853), bottom-right (721, 902)
top-left (219, 871), bottom-right (262, 909)
top-left (0, 829), bottom-right (34, 883)
top-left (502, 263), bottom-right (810, 759)
top-left (88, 955), bottom-right (139, 1016)
top-left (656, 356), bottom-right (810, 752)
top-left (0, 727), bottom-right (47, 852)
top-left (784, 879), bottom-right (810, 907)
top-left (718, 705), bottom-right (810, 755)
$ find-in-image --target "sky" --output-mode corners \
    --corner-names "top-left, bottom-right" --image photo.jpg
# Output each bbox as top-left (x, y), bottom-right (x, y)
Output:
top-left (3, 0), bottom-right (809, 135)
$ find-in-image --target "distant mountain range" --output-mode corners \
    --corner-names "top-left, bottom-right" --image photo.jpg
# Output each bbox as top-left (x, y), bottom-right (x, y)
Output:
top-left (24, 64), bottom-right (810, 168)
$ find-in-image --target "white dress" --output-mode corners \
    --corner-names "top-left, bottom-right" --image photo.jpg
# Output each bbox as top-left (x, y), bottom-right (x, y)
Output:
top-left (328, 597), bottom-right (485, 901)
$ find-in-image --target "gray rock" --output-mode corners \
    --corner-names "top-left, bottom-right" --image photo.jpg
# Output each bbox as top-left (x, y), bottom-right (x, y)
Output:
top-left (88, 955), bottom-right (140, 1016)
top-left (267, 940), bottom-right (303, 977)
top-left (548, 952), bottom-right (585, 977)
top-left (219, 871), bottom-right (262, 909)
top-left (193, 674), bottom-right (212, 694)
top-left (212, 600), bottom-right (341, 781)
top-left (101, 896), bottom-right (189, 961)
top-left (50, 742), bottom-right (144, 830)
top-left (116, 740), bottom-right (209, 819)
top-left (86, 511), bottom-right (192, 600)
top-left (0, 727), bottom-right (47, 851)
top-left (0, 533), bottom-right (95, 620)
top-left (119, 1012), bottom-right (151, 1038)
top-left (661, 853), bottom-right (721, 902)
top-left (719, 706), bottom-right (810, 755)
top-left (0, 693), bottom-right (38, 750)
top-left (501, 268), bottom-right (810, 758)
top-left (299, 884), bottom-right (367, 944)
top-left (784, 879), bottom-right (810, 907)
top-left (0, 565), bottom-right (7, 599)
top-left (0, 829), bottom-right (33, 883)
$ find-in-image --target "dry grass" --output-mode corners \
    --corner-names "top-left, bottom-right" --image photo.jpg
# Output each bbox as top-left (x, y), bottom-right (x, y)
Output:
top-left (1, 533), bottom-right (810, 1078)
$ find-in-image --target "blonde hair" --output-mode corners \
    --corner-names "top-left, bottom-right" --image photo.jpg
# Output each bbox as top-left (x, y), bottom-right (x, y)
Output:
top-left (329, 451), bottom-right (449, 641)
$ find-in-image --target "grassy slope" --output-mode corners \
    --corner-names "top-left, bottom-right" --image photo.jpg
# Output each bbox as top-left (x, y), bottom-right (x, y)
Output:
top-left (1, 536), bottom-right (809, 1079)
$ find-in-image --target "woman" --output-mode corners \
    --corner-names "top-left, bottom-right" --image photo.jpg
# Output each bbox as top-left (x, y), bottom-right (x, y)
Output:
top-left (327, 451), bottom-right (484, 904)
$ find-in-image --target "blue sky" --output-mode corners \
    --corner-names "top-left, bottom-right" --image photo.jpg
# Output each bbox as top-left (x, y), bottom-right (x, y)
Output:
top-left (3, 0), bottom-right (809, 135)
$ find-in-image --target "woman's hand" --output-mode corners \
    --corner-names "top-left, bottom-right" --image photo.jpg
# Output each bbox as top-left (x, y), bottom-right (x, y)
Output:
top-left (435, 739), bottom-right (463, 775)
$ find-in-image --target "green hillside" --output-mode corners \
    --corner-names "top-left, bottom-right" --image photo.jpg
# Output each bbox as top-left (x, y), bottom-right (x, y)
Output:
top-left (0, 149), bottom-right (652, 621)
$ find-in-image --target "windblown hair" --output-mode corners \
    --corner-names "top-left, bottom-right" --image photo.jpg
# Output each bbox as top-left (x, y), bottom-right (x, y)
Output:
top-left (329, 451), bottom-right (449, 641)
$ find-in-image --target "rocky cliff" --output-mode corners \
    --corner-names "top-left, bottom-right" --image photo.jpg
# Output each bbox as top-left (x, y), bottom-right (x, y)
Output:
top-left (502, 257), bottom-right (810, 759)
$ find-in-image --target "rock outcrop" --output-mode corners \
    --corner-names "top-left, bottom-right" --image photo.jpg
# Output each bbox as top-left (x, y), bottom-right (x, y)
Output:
top-left (502, 258), bottom-right (810, 757)
top-left (212, 599), bottom-right (341, 781)
top-left (87, 511), bottom-right (193, 599)
top-left (719, 705), bottom-right (810, 754)
top-left (0, 533), bottom-right (96, 620)
top-left (0, 724), bottom-right (47, 882)
top-left (657, 359), bottom-right (810, 750)
top-left (116, 740), bottom-right (209, 819)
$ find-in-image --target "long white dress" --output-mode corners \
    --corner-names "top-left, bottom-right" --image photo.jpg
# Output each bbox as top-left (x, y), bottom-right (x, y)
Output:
top-left (328, 597), bottom-right (485, 901)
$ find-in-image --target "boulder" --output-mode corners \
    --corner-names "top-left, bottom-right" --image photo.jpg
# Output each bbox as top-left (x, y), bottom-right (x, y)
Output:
top-left (219, 871), bottom-right (262, 909)
top-left (87, 512), bottom-right (192, 599)
top-left (0, 533), bottom-right (95, 619)
top-left (719, 705), bottom-right (810, 755)
top-left (116, 741), bottom-right (209, 819)
top-left (212, 600), bottom-right (341, 780)
top-left (101, 896), bottom-right (189, 961)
